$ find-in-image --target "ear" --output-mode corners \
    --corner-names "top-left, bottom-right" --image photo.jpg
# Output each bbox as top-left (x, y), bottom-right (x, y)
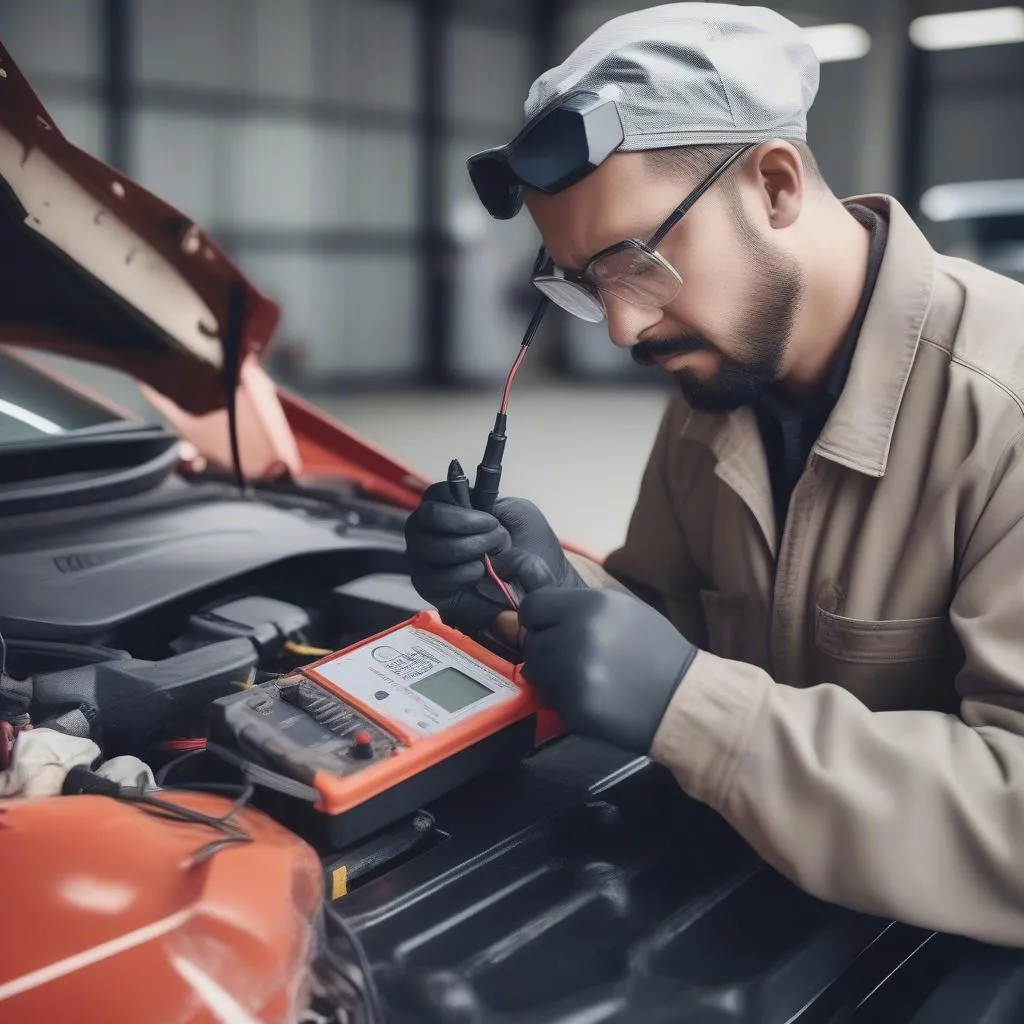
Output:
top-left (749, 141), bottom-right (804, 230)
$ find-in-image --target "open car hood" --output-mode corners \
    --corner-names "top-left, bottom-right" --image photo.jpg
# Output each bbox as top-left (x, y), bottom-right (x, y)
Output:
top-left (0, 41), bottom-right (278, 415)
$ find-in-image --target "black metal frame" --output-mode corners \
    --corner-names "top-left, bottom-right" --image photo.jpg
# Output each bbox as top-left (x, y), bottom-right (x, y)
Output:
top-left (417, 0), bottom-right (453, 385)
top-left (100, 0), bottom-right (130, 171)
top-left (899, 1), bottom-right (929, 215)
top-left (531, 143), bottom-right (753, 320)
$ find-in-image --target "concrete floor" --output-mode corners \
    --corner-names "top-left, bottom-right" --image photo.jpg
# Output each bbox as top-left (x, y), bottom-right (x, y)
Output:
top-left (312, 381), bottom-right (670, 557)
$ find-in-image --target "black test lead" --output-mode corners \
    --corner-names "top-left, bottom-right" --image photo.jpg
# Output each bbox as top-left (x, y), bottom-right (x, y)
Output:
top-left (470, 297), bottom-right (549, 515)
top-left (456, 295), bottom-right (549, 610)
top-left (447, 458), bottom-right (519, 610)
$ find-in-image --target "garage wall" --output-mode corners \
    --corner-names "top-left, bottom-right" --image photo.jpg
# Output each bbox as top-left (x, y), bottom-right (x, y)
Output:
top-left (4, 0), bottom-right (1023, 386)
top-left (924, 42), bottom-right (1024, 188)
top-left (1, 0), bottom-right (106, 155)
top-left (0, 0), bottom-right (539, 385)
top-left (128, 0), bottom-right (422, 381)
top-left (443, 15), bottom-right (543, 380)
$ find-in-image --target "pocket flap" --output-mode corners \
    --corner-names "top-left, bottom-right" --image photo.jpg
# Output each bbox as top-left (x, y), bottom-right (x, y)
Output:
top-left (814, 605), bottom-right (949, 664)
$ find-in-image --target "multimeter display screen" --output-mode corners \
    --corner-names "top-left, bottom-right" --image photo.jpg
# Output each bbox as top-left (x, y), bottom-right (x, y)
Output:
top-left (410, 667), bottom-right (492, 714)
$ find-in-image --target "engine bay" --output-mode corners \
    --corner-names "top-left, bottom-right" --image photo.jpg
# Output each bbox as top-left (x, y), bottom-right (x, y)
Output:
top-left (0, 474), bottom-right (440, 843)
top-left (5, 476), bottom-right (1024, 1024)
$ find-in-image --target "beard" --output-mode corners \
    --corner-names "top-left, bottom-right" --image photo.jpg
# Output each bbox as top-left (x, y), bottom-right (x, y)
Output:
top-left (630, 226), bottom-right (803, 413)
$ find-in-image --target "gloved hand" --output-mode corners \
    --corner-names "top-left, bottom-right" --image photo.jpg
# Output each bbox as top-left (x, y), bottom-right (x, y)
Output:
top-left (519, 588), bottom-right (698, 754)
top-left (405, 481), bottom-right (586, 635)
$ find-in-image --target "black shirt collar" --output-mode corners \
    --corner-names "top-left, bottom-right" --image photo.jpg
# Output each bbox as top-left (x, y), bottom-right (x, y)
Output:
top-left (823, 203), bottom-right (889, 401)
top-left (755, 202), bottom-right (889, 418)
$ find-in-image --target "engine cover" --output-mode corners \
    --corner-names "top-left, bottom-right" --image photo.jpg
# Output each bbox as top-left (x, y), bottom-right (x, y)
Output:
top-left (0, 495), bottom-right (405, 639)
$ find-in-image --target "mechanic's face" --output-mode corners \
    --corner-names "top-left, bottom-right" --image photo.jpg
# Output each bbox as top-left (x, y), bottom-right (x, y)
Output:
top-left (525, 150), bottom-right (804, 412)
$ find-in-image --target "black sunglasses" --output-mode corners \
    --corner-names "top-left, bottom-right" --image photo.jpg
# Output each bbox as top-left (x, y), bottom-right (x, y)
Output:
top-left (467, 90), bottom-right (625, 220)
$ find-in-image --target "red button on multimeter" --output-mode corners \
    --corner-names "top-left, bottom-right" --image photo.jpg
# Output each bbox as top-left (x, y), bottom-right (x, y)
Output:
top-left (209, 611), bottom-right (558, 847)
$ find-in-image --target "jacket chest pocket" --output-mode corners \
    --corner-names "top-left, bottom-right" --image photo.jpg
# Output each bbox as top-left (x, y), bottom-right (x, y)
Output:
top-left (811, 605), bottom-right (960, 711)
top-left (699, 589), bottom-right (770, 670)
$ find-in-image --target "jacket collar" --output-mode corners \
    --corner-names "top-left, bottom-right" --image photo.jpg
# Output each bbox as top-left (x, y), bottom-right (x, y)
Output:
top-left (811, 194), bottom-right (935, 477)
top-left (679, 194), bottom-right (936, 481)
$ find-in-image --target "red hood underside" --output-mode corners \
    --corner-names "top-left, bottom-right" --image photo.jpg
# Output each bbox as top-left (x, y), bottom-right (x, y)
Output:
top-left (0, 39), bottom-right (276, 416)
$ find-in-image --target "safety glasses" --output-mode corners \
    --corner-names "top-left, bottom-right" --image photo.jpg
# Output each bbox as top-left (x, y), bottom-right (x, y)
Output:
top-left (531, 144), bottom-right (755, 323)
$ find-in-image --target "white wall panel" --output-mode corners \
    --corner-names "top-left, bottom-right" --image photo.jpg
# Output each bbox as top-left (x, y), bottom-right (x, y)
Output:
top-left (312, 127), bottom-right (416, 229)
top-left (0, 0), bottom-right (101, 79)
top-left (227, 119), bottom-right (315, 227)
top-left (445, 21), bottom-right (532, 128)
top-left (308, 255), bottom-right (420, 375)
top-left (132, 111), bottom-right (226, 226)
top-left (444, 137), bottom-right (542, 379)
top-left (314, 0), bottom-right (417, 113)
top-left (134, 0), bottom-right (247, 92)
top-left (251, 0), bottom-right (314, 98)
top-left (443, 136), bottom-right (539, 265)
top-left (236, 252), bottom-right (317, 354)
top-left (44, 99), bottom-right (105, 158)
top-left (133, 118), bottom-right (420, 235)
top-left (237, 252), bottom-right (420, 378)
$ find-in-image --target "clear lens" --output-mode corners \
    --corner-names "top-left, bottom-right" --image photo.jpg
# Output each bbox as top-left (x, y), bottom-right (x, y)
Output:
top-left (588, 245), bottom-right (682, 307)
top-left (532, 277), bottom-right (606, 322)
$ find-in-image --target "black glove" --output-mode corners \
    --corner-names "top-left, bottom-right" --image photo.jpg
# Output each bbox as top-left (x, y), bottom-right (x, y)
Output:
top-left (405, 481), bottom-right (586, 635)
top-left (519, 588), bottom-right (698, 754)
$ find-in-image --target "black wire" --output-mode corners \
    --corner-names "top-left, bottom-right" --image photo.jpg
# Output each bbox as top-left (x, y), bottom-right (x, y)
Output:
top-left (170, 781), bottom-right (247, 795)
top-left (122, 788), bottom-right (255, 865)
top-left (0, 626), bottom-right (7, 680)
top-left (323, 902), bottom-right (386, 1024)
top-left (158, 780), bottom-right (255, 825)
top-left (523, 295), bottom-right (549, 347)
top-left (155, 747), bottom-right (207, 786)
top-left (150, 753), bottom-right (382, 1019)
top-left (218, 781), bottom-right (255, 824)
top-left (224, 282), bottom-right (249, 495)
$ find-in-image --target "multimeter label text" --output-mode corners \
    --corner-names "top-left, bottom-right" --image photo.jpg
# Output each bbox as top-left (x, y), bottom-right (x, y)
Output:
top-left (311, 626), bottom-right (517, 735)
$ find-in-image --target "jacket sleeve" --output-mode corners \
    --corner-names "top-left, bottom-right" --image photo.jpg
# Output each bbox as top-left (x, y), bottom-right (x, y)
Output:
top-left (650, 427), bottom-right (1024, 947)
top-left (565, 396), bottom-right (710, 642)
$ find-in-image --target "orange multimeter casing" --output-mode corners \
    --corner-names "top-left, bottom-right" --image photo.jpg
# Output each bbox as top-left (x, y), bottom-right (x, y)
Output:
top-left (209, 611), bottom-right (559, 848)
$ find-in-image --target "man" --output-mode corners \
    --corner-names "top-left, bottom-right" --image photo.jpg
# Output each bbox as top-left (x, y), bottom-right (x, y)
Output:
top-left (405, 3), bottom-right (1024, 947)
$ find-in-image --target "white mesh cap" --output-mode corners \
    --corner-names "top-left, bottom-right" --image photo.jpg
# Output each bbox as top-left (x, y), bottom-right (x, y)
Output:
top-left (525, 3), bottom-right (820, 150)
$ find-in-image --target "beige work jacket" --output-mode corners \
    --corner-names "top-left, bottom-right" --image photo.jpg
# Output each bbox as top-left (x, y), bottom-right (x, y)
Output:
top-left (573, 194), bottom-right (1024, 947)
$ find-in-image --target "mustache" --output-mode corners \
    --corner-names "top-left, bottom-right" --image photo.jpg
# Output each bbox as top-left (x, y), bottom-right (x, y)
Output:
top-left (630, 333), bottom-right (713, 367)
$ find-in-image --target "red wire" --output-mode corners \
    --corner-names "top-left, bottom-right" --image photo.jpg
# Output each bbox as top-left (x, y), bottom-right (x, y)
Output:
top-left (490, 302), bottom-right (546, 608)
top-left (484, 552), bottom-right (518, 610)
top-left (500, 345), bottom-right (529, 415)
top-left (159, 738), bottom-right (208, 752)
top-left (489, 346), bottom-right (531, 610)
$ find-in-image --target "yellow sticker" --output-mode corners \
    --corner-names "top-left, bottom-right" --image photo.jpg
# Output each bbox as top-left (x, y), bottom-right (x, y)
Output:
top-left (331, 866), bottom-right (349, 900)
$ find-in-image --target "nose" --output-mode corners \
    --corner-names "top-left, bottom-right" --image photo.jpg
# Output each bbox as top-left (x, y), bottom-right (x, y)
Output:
top-left (603, 294), bottom-right (665, 349)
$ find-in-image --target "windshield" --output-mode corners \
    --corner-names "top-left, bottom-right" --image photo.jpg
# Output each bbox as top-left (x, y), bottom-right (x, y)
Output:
top-left (0, 348), bottom-right (128, 444)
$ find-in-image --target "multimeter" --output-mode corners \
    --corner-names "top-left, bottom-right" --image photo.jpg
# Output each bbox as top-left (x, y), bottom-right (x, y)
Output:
top-left (209, 611), bottom-right (558, 847)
